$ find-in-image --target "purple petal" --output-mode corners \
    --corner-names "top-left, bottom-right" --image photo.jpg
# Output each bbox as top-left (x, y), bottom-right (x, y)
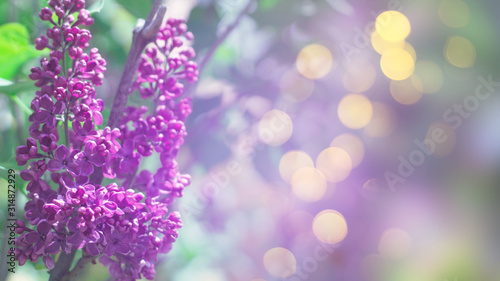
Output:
top-left (123, 139), bottom-right (134, 154)
top-left (45, 241), bottom-right (60, 255)
top-left (25, 232), bottom-right (40, 244)
top-left (54, 101), bottom-right (66, 114)
top-left (39, 179), bottom-right (49, 191)
top-left (86, 243), bottom-right (100, 256)
top-left (104, 243), bottom-right (116, 256)
top-left (54, 145), bottom-right (69, 160)
top-left (34, 110), bottom-right (50, 122)
top-left (109, 261), bottom-right (122, 277)
top-left (67, 217), bottom-right (80, 233)
top-left (67, 232), bottom-right (84, 248)
top-left (37, 221), bottom-right (51, 235)
top-left (89, 154), bottom-right (105, 166)
top-left (47, 159), bottom-right (63, 171)
top-left (18, 254), bottom-right (27, 266)
top-left (73, 121), bottom-right (83, 134)
top-left (43, 255), bottom-right (55, 270)
top-left (83, 120), bottom-right (94, 132)
top-left (93, 111), bottom-right (103, 125)
top-left (34, 240), bottom-right (45, 253)
top-left (43, 204), bottom-right (59, 214)
top-left (84, 141), bottom-right (96, 155)
top-left (66, 163), bottom-right (81, 176)
top-left (40, 95), bottom-right (54, 111)
top-left (103, 201), bottom-right (117, 211)
top-left (60, 172), bottom-right (75, 188)
top-left (115, 243), bottom-right (130, 254)
top-left (79, 161), bottom-right (94, 176)
top-left (99, 255), bottom-right (113, 266)
top-left (20, 170), bottom-right (35, 181)
top-left (75, 175), bottom-right (88, 185)
top-left (119, 159), bottom-right (132, 173)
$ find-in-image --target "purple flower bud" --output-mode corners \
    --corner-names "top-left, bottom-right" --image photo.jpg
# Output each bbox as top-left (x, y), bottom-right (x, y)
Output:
top-left (35, 35), bottom-right (49, 50)
top-left (39, 8), bottom-right (53, 21)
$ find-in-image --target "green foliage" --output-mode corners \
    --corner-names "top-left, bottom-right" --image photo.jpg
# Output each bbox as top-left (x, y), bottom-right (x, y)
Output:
top-left (0, 23), bottom-right (40, 80)
top-left (258, 0), bottom-right (283, 10)
top-left (88, 0), bottom-right (105, 14)
top-left (214, 43), bottom-right (237, 62)
top-left (115, 0), bottom-right (152, 18)
top-left (187, 5), bottom-right (220, 51)
top-left (0, 80), bottom-right (36, 97)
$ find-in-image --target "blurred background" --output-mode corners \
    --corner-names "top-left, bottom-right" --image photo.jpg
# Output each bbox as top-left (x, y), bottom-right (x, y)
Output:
top-left (1, 0), bottom-right (500, 280)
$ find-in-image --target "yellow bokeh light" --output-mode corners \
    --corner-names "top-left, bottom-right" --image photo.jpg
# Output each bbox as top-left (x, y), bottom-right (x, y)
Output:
top-left (370, 31), bottom-right (405, 55)
top-left (342, 60), bottom-right (377, 93)
top-left (258, 110), bottom-right (293, 146)
top-left (296, 44), bottom-right (334, 79)
top-left (330, 133), bottom-right (365, 168)
top-left (390, 78), bottom-right (423, 105)
top-left (291, 167), bottom-right (327, 202)
top-left (444, 36), bottom-right (476, 68)
top-left (439, 0), bottom-right (470, 28)
top-left (411, 60), bottom-right (443, 94)
top-left (280, 68), bottom-right (315, 102)
top-left (380, 48), bottom-right (415, 80)
top-left (375, 11), bottom-right (411, 42)
top-left (263, 247), bottom-right (297, 278)
top-left (315, 147), bottom-right (352, 183)
top-left (404, 42), bottom-right (417, 61)
top-left (378, 227), bottom-right (412, 260)
top-left (338, 93), bottom-right (373, 129)
top-left (312, 210), bottom-right (348, 244)
top-left (279, 150), bottom-right (314, 183)
top-left (365, 102), bottom-right (397, 138)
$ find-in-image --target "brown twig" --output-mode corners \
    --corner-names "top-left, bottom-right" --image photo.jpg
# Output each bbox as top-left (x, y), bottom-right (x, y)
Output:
top-left (106, 0), bottom-right (167, 129)
top-left (196, 0), bottom-right (255, 75)
top-left (89, 0), bottom-right (167, 185)
top-left (48, 249), bottom-right (77, 281)
top-left (61, 255), bottom-right (94, 281)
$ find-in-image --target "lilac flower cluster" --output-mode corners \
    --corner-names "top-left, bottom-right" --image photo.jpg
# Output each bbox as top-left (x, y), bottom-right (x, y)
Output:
top-left (14, 1), bottom-right (197, 280)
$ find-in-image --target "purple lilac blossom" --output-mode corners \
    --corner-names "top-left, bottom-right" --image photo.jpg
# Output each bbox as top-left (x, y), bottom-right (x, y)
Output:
top-left (14, 1), bottom-right (198, 280)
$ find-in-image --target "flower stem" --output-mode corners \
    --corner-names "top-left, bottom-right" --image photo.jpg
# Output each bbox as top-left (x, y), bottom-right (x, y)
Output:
top-left (49, 249), bottom-right (77, 281)
top-left (64, 108), bottom-right (69, 147)
top-left (89, 0), bottom-right (166, 187)
top-left (61, 255), bottom-right (94, 281)
top-left (196, 0), bottom-right (255, 75)
top-left (106, 0), bottom-right (166, 129)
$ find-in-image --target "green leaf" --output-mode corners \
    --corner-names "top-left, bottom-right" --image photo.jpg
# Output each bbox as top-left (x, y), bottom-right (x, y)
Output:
top-left (0, 77), bottom-right (12, 87)
top-left (0, 23), bottom-right (40, 80)
top-left (11, 95), bottom-right (32, 115)
top-left (0, 80), bottom-right (36, 96)
top-left (115, 0), bottom-right (152, 18)
top-left (88, 0), bottom-right (105, 14)
top-left (187, 5), bottom-right (220, 51)
top-left (258, 0), bottom-right (282, 10)
top-left (214, 43), bottom-right (237, 62)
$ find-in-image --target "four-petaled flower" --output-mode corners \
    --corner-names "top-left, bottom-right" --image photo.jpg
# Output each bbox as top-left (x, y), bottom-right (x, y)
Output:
top-left (31, 94), bottom-right (65, 126)
top-left (74, 141), bottom-right (105, 176)
top-left (47, 145), bottom-right (80, 175)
